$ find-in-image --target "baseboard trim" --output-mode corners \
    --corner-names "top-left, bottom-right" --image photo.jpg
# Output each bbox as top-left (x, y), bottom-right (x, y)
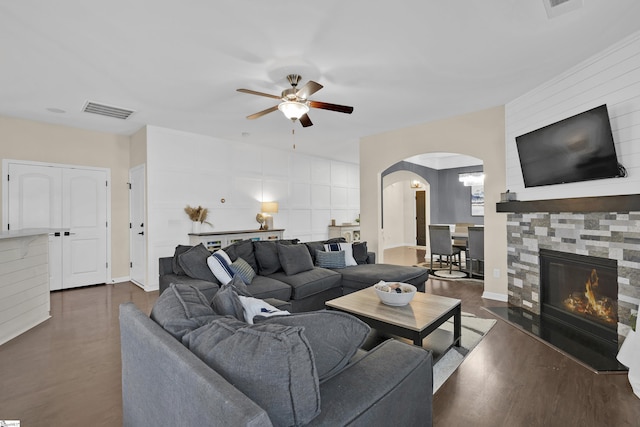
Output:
top-left (110, 276), bottom-right (130, 284)
top-left (482, 291), bottom-right (508, 302)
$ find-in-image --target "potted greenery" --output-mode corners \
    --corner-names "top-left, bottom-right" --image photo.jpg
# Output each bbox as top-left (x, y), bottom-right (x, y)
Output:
top-left (184, 205), bottom-right (212, 233)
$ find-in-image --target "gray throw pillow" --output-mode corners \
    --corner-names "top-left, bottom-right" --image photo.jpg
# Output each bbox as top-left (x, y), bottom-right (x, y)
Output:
top-left (229, 257), bottom-right (256, 284)
top-left (210, 282), bottom-right (245, 321)
top-left (256, 310), bottom-right (370, 382)
top-left (352, 241), bottom-right (369, 264)
top-left (253, 241), bottom-right (282, 275)
top-left (315, 250), bottom-right (346, 269)
top-left (178, 243), bottom-right (217, 282)
top-left (182, 316), bottom-right (247, 350)
top-left (172, 245), bottom-right (192, 275)
top-left (150, 283), bottom-right (218, 340)
top-left (192, 322), bottom-right (320, 426)
top-left (277, 243), bottom-right (314, 276)
top-left (223, 239), bottom-right (258, 272)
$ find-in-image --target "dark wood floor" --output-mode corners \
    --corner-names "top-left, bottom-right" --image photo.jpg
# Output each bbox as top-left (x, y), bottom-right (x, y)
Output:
top-left (0, 247), bottom-right (638, 426)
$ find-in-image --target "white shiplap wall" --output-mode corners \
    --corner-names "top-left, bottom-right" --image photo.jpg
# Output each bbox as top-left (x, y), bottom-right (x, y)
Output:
top-left (145, 126), bottom-right (359, 289)
top-left (506, 30), bottom-right (640, 200)
top-left (0, 234), bottom-right (50, 345)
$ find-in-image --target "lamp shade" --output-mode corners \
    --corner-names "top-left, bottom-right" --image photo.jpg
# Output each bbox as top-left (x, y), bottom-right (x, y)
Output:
top-left (261, 202), bottom-right (279, 214)
top-left (278, 101), bottom-right (309, 120)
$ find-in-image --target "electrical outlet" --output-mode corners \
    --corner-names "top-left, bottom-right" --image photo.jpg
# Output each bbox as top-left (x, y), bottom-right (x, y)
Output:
top-left (493, 268), bottom-right (500, 278)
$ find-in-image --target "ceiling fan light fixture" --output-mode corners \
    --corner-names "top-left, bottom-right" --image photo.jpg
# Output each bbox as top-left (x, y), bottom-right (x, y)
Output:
top-left (278, 100), bottom-right (309, 120)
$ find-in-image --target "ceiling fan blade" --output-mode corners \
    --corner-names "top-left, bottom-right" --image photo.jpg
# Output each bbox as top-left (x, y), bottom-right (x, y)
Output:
top-left (247, 105), bottom-right (279, 120)
top-left (237, 88), bottom-right (281, 100)
top-left (299, 113), bottom-right (313, 127)
top-left (308, 100), bottom-right (354, 114)
top-left (296, 81), bottom-right (323, 99)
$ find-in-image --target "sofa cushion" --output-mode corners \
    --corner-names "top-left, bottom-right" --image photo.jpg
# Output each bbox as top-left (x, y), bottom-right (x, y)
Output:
top-left (325, 242), bottom-right (358, 266)
top-left (352, 241), bottom-right (369, 265)
top-left (223, 239), bottom-right (258, 272)
top-left (278, 243), bottom-right (314, 275)
top-left (229, 257), bottom-right (256, 284)
top-left (246, 275), bottom-right (292, 301)
top-left (210, 282), bottom-right (245, 321)
top-left (315, 250), bottom-right (346, 269)
top-left (207, 250), bottom-right (234, 285)
top-left (171, 245), bottom-right (192, 275)
top-left (339, 264), bottom-right (430, 292)
top-left (150, 283), bottom-right (218, 340)
top-left (256, 310), bottom-right (370, 381)
top-left (178, 244), bottom-right (217, 282)
top-left (253, 241), bottom-right (282, 275)
top-left (189, 322), bottom-right (320, 426)
top-left (268, 267), bottom-right (342, 300)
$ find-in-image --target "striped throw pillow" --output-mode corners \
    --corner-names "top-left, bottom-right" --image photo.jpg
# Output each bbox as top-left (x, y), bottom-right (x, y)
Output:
top-left (230, 257), bottom-right (256, 284)
top-left (207, 250), bottom-right (234, 285)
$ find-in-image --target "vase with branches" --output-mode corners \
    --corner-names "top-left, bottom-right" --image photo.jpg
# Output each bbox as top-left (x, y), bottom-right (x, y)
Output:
top-left (184, 205), bottom-right (212, 233)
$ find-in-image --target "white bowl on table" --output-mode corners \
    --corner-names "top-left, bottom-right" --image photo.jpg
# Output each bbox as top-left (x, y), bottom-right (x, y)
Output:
top-left (373, 282), bottom-right (417, 306)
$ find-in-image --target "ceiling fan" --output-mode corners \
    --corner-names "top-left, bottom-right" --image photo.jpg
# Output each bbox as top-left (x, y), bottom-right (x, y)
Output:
top-left (237, 74), bottom-right (354, 127)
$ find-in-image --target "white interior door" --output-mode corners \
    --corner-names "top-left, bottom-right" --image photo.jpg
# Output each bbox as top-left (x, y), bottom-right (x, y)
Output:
top-left (129, 165), bottom-right (146, 287)
top-left (62, 168), bottom-right (108, 288)
top-left (7, 163), bottom-right (64, 290)
top-left (6, 161), bottom-right (109, 289)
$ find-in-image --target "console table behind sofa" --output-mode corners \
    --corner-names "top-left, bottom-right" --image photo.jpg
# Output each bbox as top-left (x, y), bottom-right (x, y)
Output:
top-left (189, 229), bottom-right (284, 252)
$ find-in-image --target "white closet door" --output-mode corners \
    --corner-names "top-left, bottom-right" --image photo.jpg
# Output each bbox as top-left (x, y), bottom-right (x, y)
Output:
top-left (62, 168), bottom-right (108, 288)
top-left (8, 163), bottom-right (64, 290)
top-left (7, 162), bottom-right (108, 289)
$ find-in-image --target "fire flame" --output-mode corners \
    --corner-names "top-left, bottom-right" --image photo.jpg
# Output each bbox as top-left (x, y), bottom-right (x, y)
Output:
top-left (563, 268), bottom-right (616, 325)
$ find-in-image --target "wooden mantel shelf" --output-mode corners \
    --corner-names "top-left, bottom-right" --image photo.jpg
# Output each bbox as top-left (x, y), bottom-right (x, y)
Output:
top-left (496, 194), bottom-right (640, 213)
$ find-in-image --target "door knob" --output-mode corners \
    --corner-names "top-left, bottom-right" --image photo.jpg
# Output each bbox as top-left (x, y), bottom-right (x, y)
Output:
top-left (138, 231), bottom-right (144, 235)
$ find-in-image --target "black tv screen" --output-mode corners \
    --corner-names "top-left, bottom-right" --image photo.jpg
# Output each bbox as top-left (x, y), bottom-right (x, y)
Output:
top-left (515, 104), bottom-right (621, 188)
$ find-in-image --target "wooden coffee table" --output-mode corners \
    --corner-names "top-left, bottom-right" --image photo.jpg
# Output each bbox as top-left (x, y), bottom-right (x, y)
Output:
top-left (326, 287), bottom-right (462, 348)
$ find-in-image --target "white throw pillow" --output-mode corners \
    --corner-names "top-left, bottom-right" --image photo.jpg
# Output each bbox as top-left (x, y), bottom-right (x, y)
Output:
top-left (324, 243), bottom-right (358, 266)
top-left (207, 249), bottom-right (234, 285)
top-left (238, 295), bottom-right (290, 324)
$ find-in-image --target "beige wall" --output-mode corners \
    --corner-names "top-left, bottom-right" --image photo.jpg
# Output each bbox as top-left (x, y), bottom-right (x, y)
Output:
top-left (0, 116), bottom-right (132, 280)
top-left (360, 106), bottom-right (508, 299)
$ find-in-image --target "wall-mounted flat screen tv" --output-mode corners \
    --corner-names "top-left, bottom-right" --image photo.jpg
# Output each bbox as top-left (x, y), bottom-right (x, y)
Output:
top-left (515, 104), bottom-right (622, 188)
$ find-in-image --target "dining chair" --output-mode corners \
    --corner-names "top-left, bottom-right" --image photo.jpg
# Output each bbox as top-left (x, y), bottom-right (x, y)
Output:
top-left (428, 225), bottom-right (462, 273)
top-left (466, 226), bottom-right (484, 277)
top-left (453, 222), bottom-right (474, 262)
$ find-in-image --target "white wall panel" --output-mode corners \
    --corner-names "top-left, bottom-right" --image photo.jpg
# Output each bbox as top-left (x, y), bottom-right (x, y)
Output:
top-left (311, 158), bottom-right (331, 185)
top-left (331, 162), bottom-right (348, 187)
top-left (506, 31), bottom-right (640, 201)
top-left (331, 187), bottom-right (348, 209)
top-left (291, 182), bottom-right (311, 208)
top-left (292, 154), bottom-right (312, 182)
top-left (311, 184), bottom-right (331, 208)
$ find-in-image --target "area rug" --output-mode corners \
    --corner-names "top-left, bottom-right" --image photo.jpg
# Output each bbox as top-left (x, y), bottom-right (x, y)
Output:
top-left (430, 312), bottom-right (496, 393)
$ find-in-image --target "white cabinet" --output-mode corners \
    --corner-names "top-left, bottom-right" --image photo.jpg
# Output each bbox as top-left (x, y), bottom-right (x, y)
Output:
top-left (189, 229), bottom-right (285, 251)
top-left (5, 161), bottom-right (109, 290)
top-left (328, 225), bottom-right (360, 242)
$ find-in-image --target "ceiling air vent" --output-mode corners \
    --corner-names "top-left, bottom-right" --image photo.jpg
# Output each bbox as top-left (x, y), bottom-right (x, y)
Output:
top-left (82, 101), bottom-right (135, 120)
top-left (543, 0), bottom-right (583, 19)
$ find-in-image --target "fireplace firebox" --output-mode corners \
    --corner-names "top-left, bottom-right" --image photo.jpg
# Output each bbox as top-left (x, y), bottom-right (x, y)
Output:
top-left (539, 249), bottom-right (618, 348)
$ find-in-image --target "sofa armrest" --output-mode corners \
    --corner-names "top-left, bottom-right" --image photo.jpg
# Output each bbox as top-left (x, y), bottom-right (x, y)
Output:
top-left (120, 303), bottom-right (273, 427)
top-left (159, 257), bottom-right (173, 276)
top-left (309, 339), bottom-right (432, 427)
top-left (366, 251), bottom-right (376, 264)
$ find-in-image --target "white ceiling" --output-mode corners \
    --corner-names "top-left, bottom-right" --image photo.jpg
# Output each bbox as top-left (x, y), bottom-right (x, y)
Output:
top-left (2, 1), bottom-right (640, 164)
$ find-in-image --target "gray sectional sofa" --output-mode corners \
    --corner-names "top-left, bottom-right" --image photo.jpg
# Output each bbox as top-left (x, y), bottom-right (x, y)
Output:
top-left (159, 238), bottom-right (430, 312)
top-left (119, 282), bottom-right (434, 426)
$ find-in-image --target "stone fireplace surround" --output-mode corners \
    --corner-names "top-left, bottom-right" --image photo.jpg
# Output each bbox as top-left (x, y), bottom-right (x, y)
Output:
top-left (499, 195), bottom-right (640, 342)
